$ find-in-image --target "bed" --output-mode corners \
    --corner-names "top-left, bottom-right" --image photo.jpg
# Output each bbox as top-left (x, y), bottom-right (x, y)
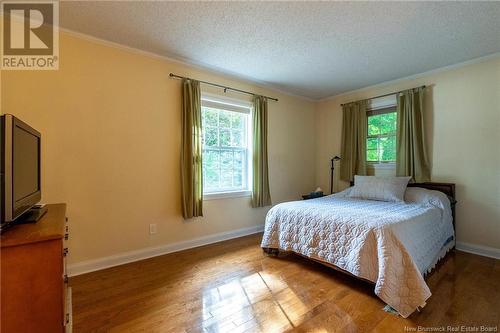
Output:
top-left (261, 182), bottom-right (456, 318)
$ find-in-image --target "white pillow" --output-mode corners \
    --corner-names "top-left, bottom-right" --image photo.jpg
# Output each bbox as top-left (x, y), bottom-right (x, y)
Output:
top-left (348, 176), bottom-right (411, 202)
top-left (405, 187), bottom-right (453, 225)
top-left (405, 187), bottom-right (450, 210)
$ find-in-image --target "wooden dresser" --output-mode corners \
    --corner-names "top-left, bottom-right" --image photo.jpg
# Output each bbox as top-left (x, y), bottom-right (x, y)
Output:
top-left (1, 203), bottom-right (72, 333)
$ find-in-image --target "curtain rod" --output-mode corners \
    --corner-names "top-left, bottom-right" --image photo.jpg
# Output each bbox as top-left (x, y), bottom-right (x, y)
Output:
top-left (169, 73), bottom-right (278, 102)
top-left (340, 85), bottom-right (426, 106)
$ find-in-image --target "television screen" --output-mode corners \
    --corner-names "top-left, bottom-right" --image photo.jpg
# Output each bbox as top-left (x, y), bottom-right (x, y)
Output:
top-left (13, 125), bottom-right (40, 203)
top-left (1, 114), bottom-right (42, 224)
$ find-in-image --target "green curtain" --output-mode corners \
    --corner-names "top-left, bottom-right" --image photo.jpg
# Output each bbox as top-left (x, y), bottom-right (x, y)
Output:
top-left (340, 101), bottom-right (368, 182)
top-left (181, 79), bottom-right (203, 218)
top-left (396, 87), bottom-right (431, 182)
top-left (252, 96), bottom-right (272, 208)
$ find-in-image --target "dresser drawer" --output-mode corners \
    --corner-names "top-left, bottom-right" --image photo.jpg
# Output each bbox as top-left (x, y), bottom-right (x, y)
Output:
top-left (64, 287), bottom-right (73, 333)
top-left (63, 217), bottom-right (69, 285)
top-left (62, 215), bottom-right (70, 330)
top-left (64, 217), bottom-right (70, 242)
top-left (1, 204), bottom-right (68, 333)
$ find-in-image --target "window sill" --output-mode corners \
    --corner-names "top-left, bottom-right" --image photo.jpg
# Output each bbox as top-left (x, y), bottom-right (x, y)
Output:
top-left (203, 190), bottom-right (252, 201)
top-left (367, 163), bottom-right (396, 170)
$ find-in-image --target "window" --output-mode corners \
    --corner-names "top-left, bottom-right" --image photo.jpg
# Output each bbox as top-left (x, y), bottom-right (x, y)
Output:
top-left (367, 107), bottom-right (396, 163)
top-left (201, 96), bottom-right (252, 197)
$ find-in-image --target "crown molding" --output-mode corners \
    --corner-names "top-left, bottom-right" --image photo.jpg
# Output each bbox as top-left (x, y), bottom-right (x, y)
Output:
top-left (318, 52), bottom-right (500, 103)
top-left (26, 27), bottom-right (500, 104)
top-left (59, 28), bottom-right (316, 103)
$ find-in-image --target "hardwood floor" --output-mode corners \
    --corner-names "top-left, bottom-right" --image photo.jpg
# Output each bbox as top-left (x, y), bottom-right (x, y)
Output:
top-left (70, 234), bottom-right (500, 333)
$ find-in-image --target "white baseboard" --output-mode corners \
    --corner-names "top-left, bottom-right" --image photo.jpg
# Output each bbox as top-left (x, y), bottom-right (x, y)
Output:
top-left (456, 242), bottom-right (500, 260)
top-left (67, 224), bottom-right (264, 277)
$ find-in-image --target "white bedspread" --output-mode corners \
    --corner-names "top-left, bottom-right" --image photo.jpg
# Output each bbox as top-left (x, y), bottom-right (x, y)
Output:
top-left (260, 188), bottom-right (455, 318)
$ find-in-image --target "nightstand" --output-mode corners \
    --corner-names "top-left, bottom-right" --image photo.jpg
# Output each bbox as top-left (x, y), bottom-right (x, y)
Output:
top-left (302, 193), bottom-right (325, 200)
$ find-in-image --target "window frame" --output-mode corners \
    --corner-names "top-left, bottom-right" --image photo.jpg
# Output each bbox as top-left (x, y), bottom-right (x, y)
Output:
top-left (366, 106), bottom-right (397, 166)
top-left (201, 93), bottom-right (253, 200)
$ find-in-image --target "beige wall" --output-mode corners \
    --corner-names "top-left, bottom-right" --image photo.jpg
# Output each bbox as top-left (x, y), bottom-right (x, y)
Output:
top-left (1, 32), bottom-right (317, 264)
top-left (316, 57), bottom-right (500, 249)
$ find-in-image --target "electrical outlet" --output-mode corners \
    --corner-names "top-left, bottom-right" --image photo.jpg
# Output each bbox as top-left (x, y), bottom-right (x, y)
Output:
top-left (149, 223), bottom-right (157, 235)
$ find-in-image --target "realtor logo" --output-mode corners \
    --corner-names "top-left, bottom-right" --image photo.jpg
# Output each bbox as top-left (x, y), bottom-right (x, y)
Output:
top-left (1, 1), bottom-right (59, 70)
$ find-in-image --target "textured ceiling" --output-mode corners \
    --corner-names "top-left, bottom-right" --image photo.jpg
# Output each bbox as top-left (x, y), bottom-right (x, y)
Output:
top-left (59, 1), bottom-right (500, 100)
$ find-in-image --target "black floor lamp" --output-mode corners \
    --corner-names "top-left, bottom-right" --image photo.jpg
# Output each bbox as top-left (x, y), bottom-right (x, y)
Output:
top-left (330, 156), bottom-right (341, 194)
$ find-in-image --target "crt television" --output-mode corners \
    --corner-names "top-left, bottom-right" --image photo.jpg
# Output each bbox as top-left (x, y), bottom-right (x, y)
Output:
top-left (1, 114), bottom-right (42, 227)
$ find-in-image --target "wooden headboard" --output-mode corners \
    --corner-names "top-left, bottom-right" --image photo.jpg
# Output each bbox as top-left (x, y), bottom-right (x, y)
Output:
top-left (349, 181), bottom-right (457, 228)
top-left (407, 182), bottom-right (455, 200)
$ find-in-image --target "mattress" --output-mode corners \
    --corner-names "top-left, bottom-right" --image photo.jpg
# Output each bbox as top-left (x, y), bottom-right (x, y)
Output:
top-left (260, 188), bottom-right (455, 318)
